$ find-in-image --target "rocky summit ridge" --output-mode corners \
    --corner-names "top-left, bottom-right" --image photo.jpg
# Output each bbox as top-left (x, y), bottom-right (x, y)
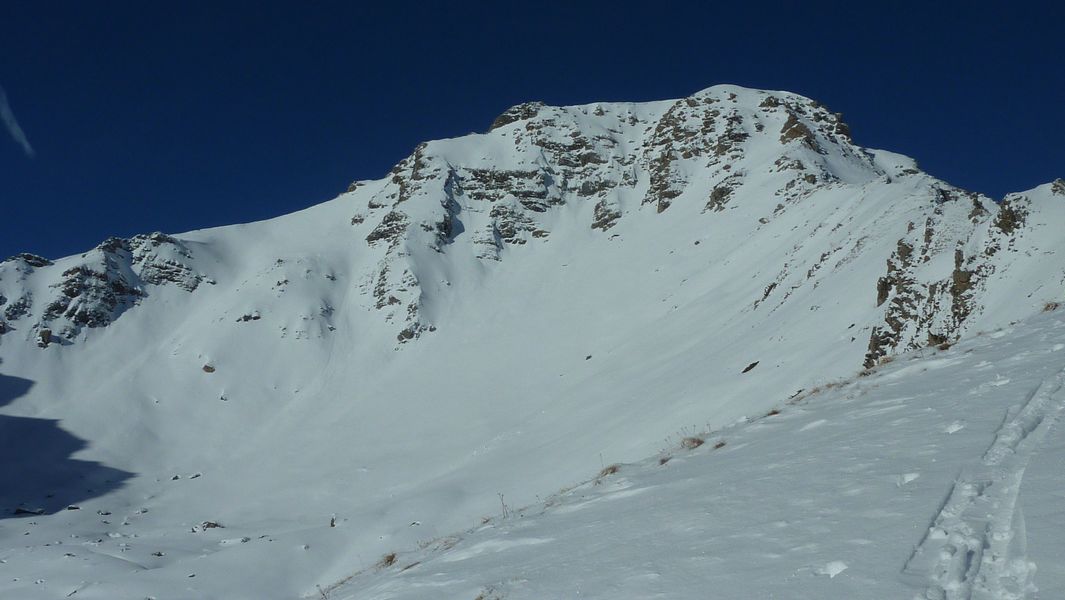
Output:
top-left (2, 85), bottom-right (1062, 368)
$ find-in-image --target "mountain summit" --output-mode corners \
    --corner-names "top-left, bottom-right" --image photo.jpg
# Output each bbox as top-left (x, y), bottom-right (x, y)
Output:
top-left (0, 85), bottom-right (1063, 599)
top-left (3, 85), bottom-right (1060, 360)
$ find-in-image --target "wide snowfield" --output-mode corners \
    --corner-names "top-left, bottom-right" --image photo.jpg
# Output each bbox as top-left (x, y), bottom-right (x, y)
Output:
top-left (2, 311), bottom-right (1062, 599)
top-left (328, 311), bottom-right (1065, 600)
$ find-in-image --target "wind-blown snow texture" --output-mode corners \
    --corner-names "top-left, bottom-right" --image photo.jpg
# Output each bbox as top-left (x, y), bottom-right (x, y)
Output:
top-left (0, 85), bottom-right (1062, 599)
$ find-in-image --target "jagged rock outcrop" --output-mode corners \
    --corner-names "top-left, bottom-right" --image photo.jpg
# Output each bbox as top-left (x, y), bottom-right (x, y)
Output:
top-left (5, 253), bottom-right (53, 268)
top-left (0, 232), bottom-right (206, 342)
top-left (862, 182), bottom-right (1064, 367)
top-left (343, 86), bottom-right (898, 343)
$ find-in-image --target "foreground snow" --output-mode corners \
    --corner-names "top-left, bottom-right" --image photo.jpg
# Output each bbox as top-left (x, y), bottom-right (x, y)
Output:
top-left (329, 311), bottom-right (1065, 599)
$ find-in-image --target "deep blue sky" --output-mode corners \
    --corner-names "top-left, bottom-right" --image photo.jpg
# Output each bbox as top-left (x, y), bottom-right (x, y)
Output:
top-left (1, 2), bottom-right (1062, 260)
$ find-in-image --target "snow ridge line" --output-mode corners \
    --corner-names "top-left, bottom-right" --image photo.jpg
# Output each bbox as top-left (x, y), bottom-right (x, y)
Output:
top-left (903, 367), bottom-right (1065, 600)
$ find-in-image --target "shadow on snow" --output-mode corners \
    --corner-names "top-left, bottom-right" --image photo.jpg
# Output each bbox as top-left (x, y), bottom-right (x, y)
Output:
top-left (0, 367), bottom-right (133, 518)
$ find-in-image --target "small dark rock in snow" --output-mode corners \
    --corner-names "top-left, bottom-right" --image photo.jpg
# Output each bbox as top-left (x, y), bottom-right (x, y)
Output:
top-left (742, 361), bottom-right (759, 373)
top-left (680, 436), bottom-right (704, 449)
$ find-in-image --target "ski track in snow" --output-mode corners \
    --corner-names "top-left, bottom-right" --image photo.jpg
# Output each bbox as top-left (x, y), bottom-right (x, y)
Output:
top-left (904, 367), bottom-right (1065, 600)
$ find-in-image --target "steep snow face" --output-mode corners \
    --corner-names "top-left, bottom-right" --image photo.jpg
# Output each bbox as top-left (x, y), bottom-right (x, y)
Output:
top-left (0, 85), bottom-right (1062, 599)
top-left (327, 310), bottom-right (1065, 600)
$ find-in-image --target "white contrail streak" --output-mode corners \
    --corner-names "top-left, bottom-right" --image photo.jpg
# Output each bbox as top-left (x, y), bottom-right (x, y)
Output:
top-left (0, 85), bottom-right (35, 158)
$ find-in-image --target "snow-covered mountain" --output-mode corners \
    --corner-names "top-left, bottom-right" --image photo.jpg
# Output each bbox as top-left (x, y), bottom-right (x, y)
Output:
top-left (0, 84), bottom-right (1062, 599)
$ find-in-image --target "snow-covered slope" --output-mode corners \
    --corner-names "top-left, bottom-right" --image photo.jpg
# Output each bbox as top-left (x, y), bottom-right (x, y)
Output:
top-left (0, 85), bottom-right (1062, 599)
top-left (328, 310), bottom-right (1065, 600)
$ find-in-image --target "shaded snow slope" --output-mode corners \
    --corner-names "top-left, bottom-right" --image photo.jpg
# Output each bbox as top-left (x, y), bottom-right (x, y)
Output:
top-left (328, 310), bottom-right (1065, 600)
top-left (0, 85), bottom-right (1062, 598)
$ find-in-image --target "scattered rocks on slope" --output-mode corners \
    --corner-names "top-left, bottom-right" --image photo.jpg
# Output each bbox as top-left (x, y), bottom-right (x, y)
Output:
top-left (3, 295), bottom-right (31, 321)
top-left (365, 211), bottom-right (410, 246)
top-left (992, 197), bottom-right (1027, 235)
top-left (591, 199), bottom-right (622, 231)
